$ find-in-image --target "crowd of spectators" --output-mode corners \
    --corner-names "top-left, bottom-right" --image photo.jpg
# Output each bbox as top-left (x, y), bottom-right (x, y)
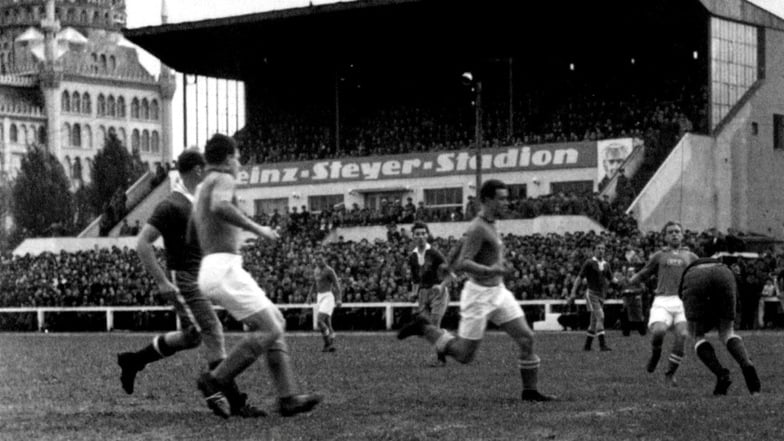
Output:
top-left (236, 79), bottom-right (705, 166)
top-left (2, 222), bottom-right (781, 333)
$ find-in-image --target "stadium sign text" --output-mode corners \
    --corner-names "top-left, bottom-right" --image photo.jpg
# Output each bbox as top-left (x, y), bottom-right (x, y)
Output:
top-left (237, 141), bottom-right (597, 187)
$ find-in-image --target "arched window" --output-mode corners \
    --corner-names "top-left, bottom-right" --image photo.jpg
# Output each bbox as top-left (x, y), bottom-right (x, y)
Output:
top-left (97, 94), bottom-right (105, 116)
top-left (9, 124), bottom-right (17, 143)
top-left (142, 130), bottom-right (150, 152)
top-left (19, 124), bottom-right (27, 145)
top-left (98, 126), bottom-right (106, 145)
top-left (73, 157), bottom-right (83, 182)
top-left (151, 131), bottom-right (160, 153)
top-left (92, 11), bottom-right (99, 24)
top-left (131, 129), bottom-right (140, 151)
top-left (80, 9), bottom-right (88, 23)
top-left (119, 128), bottom-right (126, 146)
top-left (141, 98), bottom-right (150, 120)
top-left (117, 96), bottom-right (125, 118)
top-left (107, 95), bottom-right (116, 117)
top-left (150, 99), bottom-right (159, 120)
top-left (82, 92), bottom-right (91, 114)
top-left (131, 98), bottom-right (139, 119)
top-left (100, 54), bottom-right (107, 73)
top-left (72, 123), bottom-right (81, 147)
top-left (61, 91), bottom-right (70, 112)
top-left (61, 123), bottom-right (70, 147)
top-left (38, 126), bottom-right (46, 144)
top-left (72, 91), bottom-right (80, 113)
top-left (109, 55), bottom-right (116, 71)
top-left (83, 125), bottom-right (92, 149)
top-left (86, 158), bottom-right (93, 175)
top-left (104, 12), bottom-right (110, 24)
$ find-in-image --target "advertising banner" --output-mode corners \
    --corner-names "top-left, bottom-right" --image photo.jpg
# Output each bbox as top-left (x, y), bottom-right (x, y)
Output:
top-left (237, 141), bottom-right (598, 188)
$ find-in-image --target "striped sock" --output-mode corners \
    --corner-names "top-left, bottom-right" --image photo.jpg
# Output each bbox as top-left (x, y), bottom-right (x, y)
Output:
top-left (665, 351), bottom-right (684, 376)
top-left (519, 356), bottom-right (541, 391)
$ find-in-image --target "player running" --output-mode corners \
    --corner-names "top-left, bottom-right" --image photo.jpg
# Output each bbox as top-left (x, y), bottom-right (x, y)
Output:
top-left (627, 221), bottom-right (697, 387)
top-left (397, 179), bottom-right (555, 402)
top-left (192, 134), bottom-right (321, 418)
top-left (407, 221), bottom-right (453, 366)
top-left (116, 148), bottom-right (264, 417)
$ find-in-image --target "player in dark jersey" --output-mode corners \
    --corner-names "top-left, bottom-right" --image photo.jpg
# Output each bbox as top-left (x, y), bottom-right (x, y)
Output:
top-left (116, 148), bottom-right (264, 417)
top-left (569, 242), bottom-right (615, 351)
top-left (627, 221), bottom-right (698, 387)
top-left (407, 221), bottom-right (453, 366)
top-left (306, 250), bottom-right (342, 352)
top-left (680, 254), bottom-right (761, 395)
top-left (398, 180), bottom-right (555, 402)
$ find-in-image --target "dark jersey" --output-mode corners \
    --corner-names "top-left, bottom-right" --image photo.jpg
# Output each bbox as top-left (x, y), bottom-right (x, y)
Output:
top-left (638, 247), bottom-right (698, 297)
top-left (408, 246), bottom-right (446, 289)
top-left (578, 258), bottom-right (613, 298)
top-left (147, 191), bottom-right (202, 272)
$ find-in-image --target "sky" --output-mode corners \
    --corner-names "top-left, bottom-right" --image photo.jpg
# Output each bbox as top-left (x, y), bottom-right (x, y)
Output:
top-left (122, 0), bottom-right (784, 155)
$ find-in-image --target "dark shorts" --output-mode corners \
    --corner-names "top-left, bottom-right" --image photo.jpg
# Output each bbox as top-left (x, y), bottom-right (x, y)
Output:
top-left (681, 263), bottom-right (737, 325)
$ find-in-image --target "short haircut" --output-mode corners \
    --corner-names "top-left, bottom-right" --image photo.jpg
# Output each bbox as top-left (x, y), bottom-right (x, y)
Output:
top-left (177, 148), bottom-right (205, 174)
top-left (479, 179), bottom-right (507, 202)
top-left (204, 134), bottom-right (237, 165)
top-left (412, 221), bottom-right (429, 234)
top-left (662, 221), bottom-right (682, 234)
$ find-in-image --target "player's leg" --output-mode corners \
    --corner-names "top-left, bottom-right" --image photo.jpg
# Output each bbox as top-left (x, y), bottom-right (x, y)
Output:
top-left (592, 297), bottom-right (610, 351)
top-left (719, 322), bottom-right (761, 394)
top-left (325, 313), bottom-right (336, 350)
top-left (584, 293), bottom-right (596, 351)
top-left (689, 321), bottom-right (732, 395)
top-left (663, 320), bottom-right (688, 386)
top-left (117, 288), bottom-right (202, 394)
top-left (499, 316), bottom-right (556, 402)
top-left (317, 312), bottom-right (332, 351)
top-left (428, 289), bottom-right (450, 366)
top-left (316, 293), bottom-right (336, 351)
top-left (646, 299), bottom-right (671, 373)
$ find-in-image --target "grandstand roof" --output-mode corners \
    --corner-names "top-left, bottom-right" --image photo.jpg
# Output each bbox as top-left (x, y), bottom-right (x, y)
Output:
top-left (124, 0), bottom-right (784, 80)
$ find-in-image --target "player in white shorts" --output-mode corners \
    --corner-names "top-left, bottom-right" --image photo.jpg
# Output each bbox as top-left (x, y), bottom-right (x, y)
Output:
top-left (192, 134), bottom-right (321, 418)
top-left (307, 251), bottom-right (342, 352)
top-left (398, 179), bottom-right (555, 402)
top-left (627, 221), bottom-right (697, 387)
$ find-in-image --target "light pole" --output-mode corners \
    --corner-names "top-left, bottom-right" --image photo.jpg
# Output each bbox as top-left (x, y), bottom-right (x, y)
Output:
top-left (462, 72), bottom-right (483, 194)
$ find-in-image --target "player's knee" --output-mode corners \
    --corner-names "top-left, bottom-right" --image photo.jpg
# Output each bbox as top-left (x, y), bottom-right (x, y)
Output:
top-left (182, 325), bottom-right (202, 349)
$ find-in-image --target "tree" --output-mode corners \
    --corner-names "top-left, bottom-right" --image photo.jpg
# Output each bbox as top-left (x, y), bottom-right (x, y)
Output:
top-left (11, 146), bottom-right (73, 237)
top-left (89, 133), bottom-right (137, 214)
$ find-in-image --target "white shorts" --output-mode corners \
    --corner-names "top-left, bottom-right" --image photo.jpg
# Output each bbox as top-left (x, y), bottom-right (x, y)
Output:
top-left (198, 253), bottom-right (274, 321)
top-left (317, 292), bottom-right (335, 316)
top-left (458, 281), bottom-right (524, 340)
top-left (648, 295), bottom-right (687, 328)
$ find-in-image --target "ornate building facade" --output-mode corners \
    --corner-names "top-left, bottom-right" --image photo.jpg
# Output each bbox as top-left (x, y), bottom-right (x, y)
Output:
top-left (0, 0), bottom-right (174, 187)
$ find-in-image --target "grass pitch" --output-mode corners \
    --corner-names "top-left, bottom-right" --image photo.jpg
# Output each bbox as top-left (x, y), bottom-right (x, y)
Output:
top-left (1, 331), bottom-right (783, 441)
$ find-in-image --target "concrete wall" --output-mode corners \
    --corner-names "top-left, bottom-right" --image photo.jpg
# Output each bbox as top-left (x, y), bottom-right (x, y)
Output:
top-left (325, 215), bottom-right (606, 243)
top-left (627, 134), bottom-right (718, 233)
top-left (13, 236), bottom-right (162, 256)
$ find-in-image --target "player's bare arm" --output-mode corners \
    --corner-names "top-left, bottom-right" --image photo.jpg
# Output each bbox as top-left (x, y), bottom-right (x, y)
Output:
top-left (210, 173), bottom-right (278, 241)
top-left (628, 252), bottom-right (658, 285)
top-left (136, 223), bottom-right (178, 294)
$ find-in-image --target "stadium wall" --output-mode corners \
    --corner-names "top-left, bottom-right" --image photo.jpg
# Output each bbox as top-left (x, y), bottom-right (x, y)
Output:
top-left (12, 236), bottom-right (162, 256)
top-left (627, 134), bottom-right (718, 233)
top-left (729, 26), bottom-right (784, 238)
top-left (324, 216), bottom-right (606, 243)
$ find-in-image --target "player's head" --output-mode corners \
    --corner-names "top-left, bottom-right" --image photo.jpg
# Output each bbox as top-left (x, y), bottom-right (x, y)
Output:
top-left (602, 143), bottom-right (629, 178)
top-left (204, 134), bottom-right (240, 176)
top-left (315, 249), bottom-right (329, 267)
top-left (176, 148), bottom-right (205, 182)
top-left (593, 242), bottom-right (607, 259)
top-left (479, 179), bottom-right (509, 216)
top-left (662, 221), bottom-right (683, 248)
top-left (412, 221), bottom-right (430, 247)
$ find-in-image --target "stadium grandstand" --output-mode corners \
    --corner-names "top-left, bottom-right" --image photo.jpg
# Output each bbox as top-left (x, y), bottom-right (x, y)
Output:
top-left (3, 0), bottom-right (784, 333)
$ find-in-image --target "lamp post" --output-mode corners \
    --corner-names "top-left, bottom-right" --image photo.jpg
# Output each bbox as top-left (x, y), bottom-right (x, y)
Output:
top-left (463, 72), bottom-right (483, 195)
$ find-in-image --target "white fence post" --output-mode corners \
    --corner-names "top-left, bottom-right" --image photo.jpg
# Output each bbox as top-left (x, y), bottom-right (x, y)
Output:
top-left (37, 309), bottom-right (45, 331)
top-left (386, 304), bottom-right (393, 330)
top-left (106, 309), bottom-right (114, 331)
